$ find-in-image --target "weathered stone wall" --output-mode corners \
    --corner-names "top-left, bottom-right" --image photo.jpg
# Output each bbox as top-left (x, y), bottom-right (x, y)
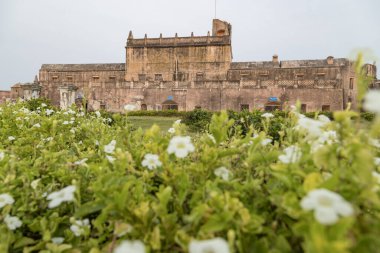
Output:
top-left (0, 90), bottom-right (10, 103)
top-left (39, 64), bottom-right (125, 106)
top-left (33, 19), bottom-right (377, 112)
top-left (125, 39), bottom-right (232, 82)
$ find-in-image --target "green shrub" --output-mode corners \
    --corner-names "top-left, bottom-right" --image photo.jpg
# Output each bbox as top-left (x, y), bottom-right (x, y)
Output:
top-left (126, 110), bottom-right (187, 117)
top-left (181, 109), bottom-right (213, 132)
top-left (23, 98), bottom-right (54, 111)
top-left (1, 101), bottom-right (380, 253)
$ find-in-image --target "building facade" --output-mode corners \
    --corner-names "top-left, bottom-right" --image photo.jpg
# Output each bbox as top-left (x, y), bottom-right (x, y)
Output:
top-left (18, 19), bottom-right (379, 111)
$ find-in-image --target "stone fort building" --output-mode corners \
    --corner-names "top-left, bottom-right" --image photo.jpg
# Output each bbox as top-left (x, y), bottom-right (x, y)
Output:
top-left (15, 19), bottom-right (379, 112)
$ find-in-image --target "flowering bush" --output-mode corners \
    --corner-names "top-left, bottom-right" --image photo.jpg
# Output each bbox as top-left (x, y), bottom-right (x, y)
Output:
top-left (0, 92), bottom-right (380, 253)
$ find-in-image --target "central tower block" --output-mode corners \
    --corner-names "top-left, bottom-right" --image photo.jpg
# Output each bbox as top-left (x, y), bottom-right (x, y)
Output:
top-left (125, 20), bottom-right (232, 82)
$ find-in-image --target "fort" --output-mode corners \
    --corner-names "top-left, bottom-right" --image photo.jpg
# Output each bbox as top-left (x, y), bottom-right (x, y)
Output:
top-left (6, 19), bottom-right (380, 112)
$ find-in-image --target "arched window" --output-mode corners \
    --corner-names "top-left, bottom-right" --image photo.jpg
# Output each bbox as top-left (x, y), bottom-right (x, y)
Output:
top-left (162, 100), bottom-right (178, 111)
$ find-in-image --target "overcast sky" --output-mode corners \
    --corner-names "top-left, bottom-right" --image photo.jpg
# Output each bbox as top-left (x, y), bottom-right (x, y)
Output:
top-left (0, 0), bottom-right (379, 89)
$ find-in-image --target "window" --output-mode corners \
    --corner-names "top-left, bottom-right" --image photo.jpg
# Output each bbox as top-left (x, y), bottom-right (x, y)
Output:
top-left (349, 78), bottom-right (354, 89)
top-left (322, 105), bottom-right (330, 112)
top-left (92, 76), bottom-right (100, 81)
top-left (194, 105), bottom-right (202, 110)
top-left (52, 76), bottom-right (59, 81)
top-left (155, 74), bottom-right (163, 81)
top-left (348, 97), bottom-right (352, 103)
top-left (240, 104), bottom-right (250, 111)
top-left (109, 76), bottom-right (116, 81)
top-left (258, 72), bottom-right (269, 81)
top-left (173, 72), bottom-right (186, 81)
top-left (138, 74), bottom-right (146, 82)
top-left (316, 73), bottom-right (326, 80)
top-left (196, 72), bottom-right (204, 81)
top-left (301, 104), bottom-right (307, 113)
top-left (67, 76), bottom-right (73, 81)
top-left (141, 104), bottom-right (147, 111)
top-left (240, 71), bottom-right (251, 81)
top-left (296, 74), bottom-right (304, 80)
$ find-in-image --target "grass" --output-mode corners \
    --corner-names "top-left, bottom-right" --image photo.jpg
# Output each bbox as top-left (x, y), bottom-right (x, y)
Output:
top-left (127, 116), bottom-right (180, 132)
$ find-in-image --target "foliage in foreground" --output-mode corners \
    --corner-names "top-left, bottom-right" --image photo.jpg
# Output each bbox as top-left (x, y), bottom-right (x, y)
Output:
top-left (0, 99), bottom-right (380, 253)
top-left (181, 109), bottom-right (375, 136)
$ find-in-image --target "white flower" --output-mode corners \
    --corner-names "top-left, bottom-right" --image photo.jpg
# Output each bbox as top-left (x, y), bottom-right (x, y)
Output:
top-left (104, 140), bottom-right (116, 154)
top-left (46, 185), bottom-right (76, 208)
top-left (63, 121), bottom-right (69, 125)
top-left (41, 103), bottom-right (47, 108)
top-left (189, 238), bottom-right (229, 253)
top-left (296, 117), bottom-right (324, 139)
top-left (279, 145), bottom-right (302, 164)
top-left (114, 240), bottom-right (145, 253)
top-left (45, 137), bottom-right (53, 142)
top-left (214, 167), bottom-right (231, 181)
top-left (8, 136), bottom-right (15, 141)
top-left (318, 115), bottom-right (331, 124)
top-left (74, 158), bottom-right (88, 166)
top-left (70, 218), bottom-right (90, 237)
top-left (4, 215), bottom-right (22, 230)
top-left (311, 130), bottom-right (338, 152)
top-left (0, 151), bottom-right (4, 161)
top-left (124, 104), bottom-right (136, 111)
top-left (168, 127), bottom-right (175, 134)
top-left (363, 90), bottom-right (380, 114)
top-left (106, 155), bottom-right (116, 163)
top-left (375, 158), bottom-right (380, 166)
top-left (370, 139), bottom-right (380, 149)
top-left (261, 138), bottom-right (272, 146)
top-left (0, 193), bottom-right (15, 209)
top-left (261, 113), bottom-right (274, 119)
top-left (33, 123), bottom-right (41, 128)
top-left (51, 237), bottom-right (64, 244)
top-left (24, 116), bottom-right (29, 121)
top-left (31, 179), bottom-right (41, 190)
top-left (301, 189), bottom-right (354, 225)
top-left (45, 109), bottom-right (54, 116)
top-left (142, 154), bottom-right (162, 170)
top-left (70, 128), bottom-right (75, 134)
top-left (167, 136), bottom-right (195, 158)
top-left (16, 117), bottom-right (22, 121)
top-left (95, 140), bottom-right (99, 146)
top-left (95, 111), bottom-right (101, 117)
top-left (68, 109), bottom-right (76, 114)
top-left (174, 119), bottom-right (181, 125)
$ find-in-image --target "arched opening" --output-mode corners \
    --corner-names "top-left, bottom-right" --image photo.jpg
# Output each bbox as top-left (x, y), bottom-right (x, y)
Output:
top-left (264, 101), bottom-right (281, 111)
top-left (162, 100), bottom-right (178, 111)
top-left (141, 104), bottom-right (147, 111)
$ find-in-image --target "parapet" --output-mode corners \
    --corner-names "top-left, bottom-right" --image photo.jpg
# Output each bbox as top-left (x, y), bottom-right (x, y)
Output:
top-left (127, 34), bottom-right (231, 48)
top-left (127, 19), bottom-right (232, 48)
top-left (41, 64), bottom-right (125, 72)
